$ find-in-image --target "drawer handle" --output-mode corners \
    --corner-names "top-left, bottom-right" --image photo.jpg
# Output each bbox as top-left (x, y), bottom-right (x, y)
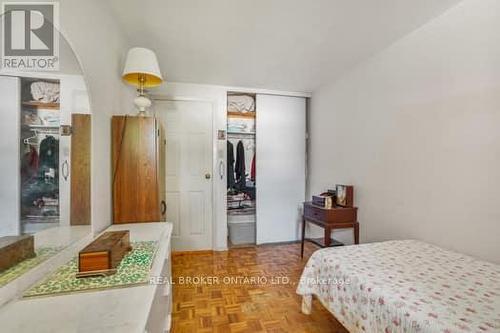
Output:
top-left (161, 201), bottom-right (167, 215)
top-left (62, 160), bottom-right (69, 181)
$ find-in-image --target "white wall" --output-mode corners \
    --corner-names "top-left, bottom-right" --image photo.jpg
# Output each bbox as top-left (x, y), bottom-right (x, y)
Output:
top-left (309, 0), bottom-right (500, 263)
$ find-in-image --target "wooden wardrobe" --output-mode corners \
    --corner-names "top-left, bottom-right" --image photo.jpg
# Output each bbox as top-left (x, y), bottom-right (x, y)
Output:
top-left (112, 116), bottom-right (166, 224)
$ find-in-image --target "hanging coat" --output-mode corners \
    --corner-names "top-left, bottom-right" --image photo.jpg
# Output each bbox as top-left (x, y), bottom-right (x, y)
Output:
top-left (235, 140), bottom-right (246, 188)
top-left (38, 135), bottom-right (59, 182)
top-left (227, 141), bottom-right (236, 189)
top-left (21, 146), bottom-right (39, 183)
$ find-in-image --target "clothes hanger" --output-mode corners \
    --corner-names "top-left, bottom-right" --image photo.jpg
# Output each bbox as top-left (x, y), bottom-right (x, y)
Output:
top-left (23, 134), bottom-right (38, 146)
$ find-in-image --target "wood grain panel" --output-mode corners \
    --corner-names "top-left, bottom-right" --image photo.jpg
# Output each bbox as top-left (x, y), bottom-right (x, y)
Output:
top-left (70, 114), bottom-right (91, 226)
top-left (158, 123), bottom-right (167, 222)
top-left (78, 252), bottom-right (109, 272)
top-left (112, 116), bottom-right (161, 224)
top-left (0, 235), bottom-right (35, 271)
top-left (78, 231), bottom-right (131, 274)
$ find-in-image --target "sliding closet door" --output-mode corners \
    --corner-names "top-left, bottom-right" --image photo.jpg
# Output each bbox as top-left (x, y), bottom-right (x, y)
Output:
top-left (256, 95), bottom-right (306, 244)
top-left (0, 76), bottom-right (20, 236)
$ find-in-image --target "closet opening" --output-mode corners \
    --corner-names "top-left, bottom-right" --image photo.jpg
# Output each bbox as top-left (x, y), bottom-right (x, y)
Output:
top-left (226, 92), bottom-right (256, 248)
top-left (20, 78), bottom-right (62, 234)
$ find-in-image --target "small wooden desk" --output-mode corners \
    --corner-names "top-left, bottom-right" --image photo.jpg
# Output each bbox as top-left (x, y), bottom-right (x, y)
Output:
top-left (301, 202), bottom-right (359, 258)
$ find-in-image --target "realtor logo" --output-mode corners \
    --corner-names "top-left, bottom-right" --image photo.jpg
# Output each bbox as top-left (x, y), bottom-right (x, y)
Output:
top-left (1, 2), bottom-right (59, 71)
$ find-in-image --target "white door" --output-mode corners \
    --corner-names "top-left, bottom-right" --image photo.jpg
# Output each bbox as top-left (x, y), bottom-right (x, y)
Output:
top-left (154, 100), bottom-right (213, 251)
top-left (256, 95), bottom-right (306, 244)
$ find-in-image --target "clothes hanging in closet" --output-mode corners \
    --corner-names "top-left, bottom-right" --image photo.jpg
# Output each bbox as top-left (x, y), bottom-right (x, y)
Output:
top-left (21, 139), bottom-right (59, 207)
top-left (21, 146), bottom-right (39, 183)
top-left (251, 154), bottom-right (255, 181)
top-left (227, 141), bottom-right (235, 189)
top-left (38, 135), bottom-right (59, 181)
top-left (235, 140), bottom-right (246, 188)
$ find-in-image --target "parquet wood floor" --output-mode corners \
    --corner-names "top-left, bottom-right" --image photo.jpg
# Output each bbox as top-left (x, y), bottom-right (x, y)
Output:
top-left (171, 242), bottom-right (349, 333)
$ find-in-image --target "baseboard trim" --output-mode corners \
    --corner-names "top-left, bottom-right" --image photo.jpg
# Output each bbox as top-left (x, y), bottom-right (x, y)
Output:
top-left (257, 240), bottom-right (301, 246)
top-left (172, 250), bottom-right (214, 256)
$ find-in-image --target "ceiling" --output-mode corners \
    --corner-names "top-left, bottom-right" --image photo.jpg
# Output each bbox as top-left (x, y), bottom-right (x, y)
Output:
top-left (107, 0), bottom-right (462, 92)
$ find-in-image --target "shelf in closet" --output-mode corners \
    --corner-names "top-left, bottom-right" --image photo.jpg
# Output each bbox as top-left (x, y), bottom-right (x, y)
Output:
top-left (227, 111), bottom-right (255, 119)
top-left (25, 124), bottom-right (59, 129)
top-left (22, 101), bottom-right (60, 110)
top-left (22, 124), bottom-right (60, 133)
top-left (227, 131), bottom-right (256, 136)
top-left (22, 124), bottom-right (60, 138)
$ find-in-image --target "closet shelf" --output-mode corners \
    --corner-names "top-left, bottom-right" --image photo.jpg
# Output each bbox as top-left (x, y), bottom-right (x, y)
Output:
top-left (228, 111), bottom-right (255, 119)
top-left (23, 125), bottom-right (60, 138)
top-left (22, 101), bottom-right (60, 110)
top-left (227, 131), bottom-right (256, 136)
top-left (25, 124), bottom-right (60, 129)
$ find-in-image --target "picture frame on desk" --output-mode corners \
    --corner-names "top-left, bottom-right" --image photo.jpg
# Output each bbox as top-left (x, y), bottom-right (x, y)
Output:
top-left (335, 185), bottom-right (354, 207)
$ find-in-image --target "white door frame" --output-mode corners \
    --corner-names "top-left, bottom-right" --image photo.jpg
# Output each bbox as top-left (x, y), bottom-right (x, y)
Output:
top-left (152, 95), bottom-right (219, 250)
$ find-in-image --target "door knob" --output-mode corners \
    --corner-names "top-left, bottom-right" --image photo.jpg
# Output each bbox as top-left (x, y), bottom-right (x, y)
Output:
top-left (205, 173), bottom-right (211, 179)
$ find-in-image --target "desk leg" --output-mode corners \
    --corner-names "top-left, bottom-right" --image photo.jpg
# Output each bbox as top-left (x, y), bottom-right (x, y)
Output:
top-left (324, 227), bottom-right (331, 247)
top-left (354, 222), bottom-right (359, 244)
top-left (301, 217), bottom-right (306, 258)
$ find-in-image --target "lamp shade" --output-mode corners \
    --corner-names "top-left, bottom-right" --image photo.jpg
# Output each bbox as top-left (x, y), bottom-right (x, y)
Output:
top-left (122, 47), bottom-right (163, 88)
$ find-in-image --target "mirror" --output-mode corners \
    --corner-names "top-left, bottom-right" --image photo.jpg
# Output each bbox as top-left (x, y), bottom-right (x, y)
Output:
top-left (0, 17), bottom-right (92, 290)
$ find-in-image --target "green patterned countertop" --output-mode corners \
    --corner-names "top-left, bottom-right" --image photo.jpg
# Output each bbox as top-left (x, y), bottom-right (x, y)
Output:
top-left (0, 246), bottom-right (62, 288)
top-left (24, 241), bottom-right (157, 298)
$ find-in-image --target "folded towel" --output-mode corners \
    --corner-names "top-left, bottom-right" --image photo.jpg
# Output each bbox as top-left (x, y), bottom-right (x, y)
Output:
top-left (31, 81), bottom-right (60, 103)
top-left (228, 95), bottom-right (255, 113)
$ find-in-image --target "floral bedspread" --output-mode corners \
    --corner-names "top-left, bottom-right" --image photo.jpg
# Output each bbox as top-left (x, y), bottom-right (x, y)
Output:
top-left (297, 240), bottom-right (500, 333)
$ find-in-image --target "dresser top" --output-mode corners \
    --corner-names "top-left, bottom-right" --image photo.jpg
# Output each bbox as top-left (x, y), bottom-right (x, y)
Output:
top-left (80, 230), bottom-right (129, 253)
top-left (0, 235), bottom-right (33, 249)
top-left (304, 202), bottom-right (357, 210)
top-left (0, 222), bottom-right (172, 333)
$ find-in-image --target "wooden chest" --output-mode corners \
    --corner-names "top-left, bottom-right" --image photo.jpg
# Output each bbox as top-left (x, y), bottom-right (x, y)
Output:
top-left (0, 235), bottom-right (35, 272)
top-left (78, 231), bottom-right (132, 277)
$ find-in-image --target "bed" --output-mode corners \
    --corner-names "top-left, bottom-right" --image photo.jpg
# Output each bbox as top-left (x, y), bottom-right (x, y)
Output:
top-left (297, 240), bottom-right (500, 333)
